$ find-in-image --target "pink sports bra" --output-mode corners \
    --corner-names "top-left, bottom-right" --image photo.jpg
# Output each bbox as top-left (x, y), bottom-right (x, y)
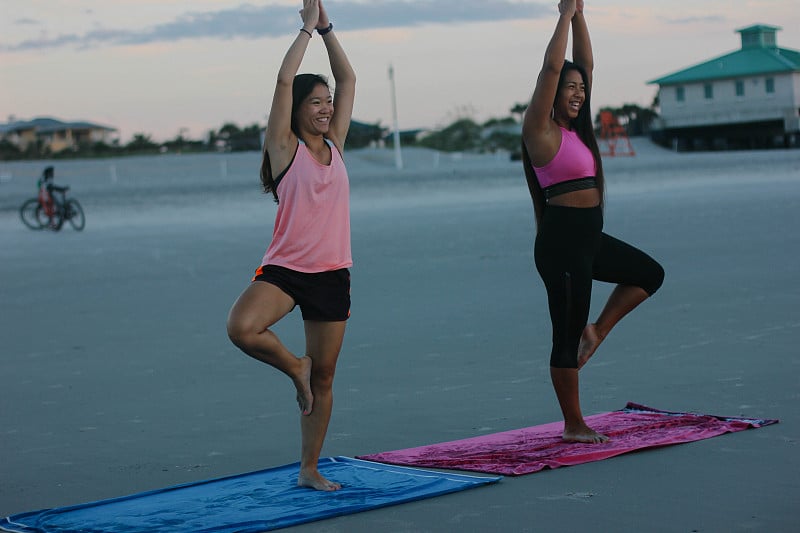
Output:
top-left (532, 127), bottom-right (597, 189)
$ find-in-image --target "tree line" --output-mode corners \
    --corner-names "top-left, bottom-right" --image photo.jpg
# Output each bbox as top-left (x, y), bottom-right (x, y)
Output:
top-left (0, 102), bottom-right (657, 161)
top-left (414, 102), bottom-right (657, 154)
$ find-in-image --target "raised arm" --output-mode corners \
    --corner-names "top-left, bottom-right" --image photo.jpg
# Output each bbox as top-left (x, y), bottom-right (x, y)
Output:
top-left (522, 0), bottom-right (576, 162)
top-left (316, 0), bottom-right (356, 152)
top-left (265, 0), bottom-right (319, 158)
top-left (571, 0), bottom-right (593, 88)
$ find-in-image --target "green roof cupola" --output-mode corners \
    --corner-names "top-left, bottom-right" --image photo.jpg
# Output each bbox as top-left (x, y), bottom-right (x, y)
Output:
top-left (737, 24), bottom-right (780, 50)
top-left (648, 23), bottom-right (799, 86)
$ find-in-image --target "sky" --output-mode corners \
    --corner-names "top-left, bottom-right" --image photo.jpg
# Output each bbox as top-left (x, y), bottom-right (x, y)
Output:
top-left (2, 0), bottom-right (799, 143)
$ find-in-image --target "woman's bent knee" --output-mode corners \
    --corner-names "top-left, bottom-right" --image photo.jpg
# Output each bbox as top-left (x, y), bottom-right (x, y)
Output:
top-left (226, 323), bottom-right (245, 350)
top-left (227, 315), bottom-right (256, 351)
top-left (644, 262), bottom-right (665, 296)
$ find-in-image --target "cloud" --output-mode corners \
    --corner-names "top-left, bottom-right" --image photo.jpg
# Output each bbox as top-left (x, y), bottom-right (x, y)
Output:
top-left (1, 1), bottom-right (547, 52)
top-left (657, 15), bottom-right (726, 25)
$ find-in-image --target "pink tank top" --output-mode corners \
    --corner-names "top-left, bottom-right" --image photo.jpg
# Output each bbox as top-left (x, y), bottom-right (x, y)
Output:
top-left (532, 127), bottom-right (597, 188)
top-left (262, 140), bottom-right (352, 273)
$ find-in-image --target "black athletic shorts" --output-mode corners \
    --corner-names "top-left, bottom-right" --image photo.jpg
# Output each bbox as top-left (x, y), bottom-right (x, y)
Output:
top-left (252, 265), bottom-right (351, 321)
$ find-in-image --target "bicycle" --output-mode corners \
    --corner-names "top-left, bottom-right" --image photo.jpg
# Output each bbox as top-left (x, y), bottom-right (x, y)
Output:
top-left (19, 186), bottom-right (85, 231)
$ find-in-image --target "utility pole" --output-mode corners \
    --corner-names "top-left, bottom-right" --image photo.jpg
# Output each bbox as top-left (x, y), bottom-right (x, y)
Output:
top-left (388, 64), bottom-right (403, 169)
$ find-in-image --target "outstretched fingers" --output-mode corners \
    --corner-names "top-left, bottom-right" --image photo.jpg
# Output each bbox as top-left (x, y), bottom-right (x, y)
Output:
top-left (316, 0), bottom-right (330, 29)
top-left (559, 0), bottom-right (577, 17)
top-left (299, 0), bottom-right (320, 29)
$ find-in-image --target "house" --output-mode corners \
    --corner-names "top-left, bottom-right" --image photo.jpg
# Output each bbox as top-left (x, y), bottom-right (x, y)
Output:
top-left (648, 24), bottom-right (800, 150)
top-left (0, 117), bottom-right (118, 153)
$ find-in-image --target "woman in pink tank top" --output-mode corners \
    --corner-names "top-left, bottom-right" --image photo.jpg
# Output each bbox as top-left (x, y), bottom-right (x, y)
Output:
top-left (226, 0), bottom-right (355, 491)
top-left (520, 1), bottom-right (664, 444)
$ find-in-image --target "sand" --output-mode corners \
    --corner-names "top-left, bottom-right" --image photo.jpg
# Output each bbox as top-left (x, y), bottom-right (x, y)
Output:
top-left (1, 139), bottom-right (798, 532)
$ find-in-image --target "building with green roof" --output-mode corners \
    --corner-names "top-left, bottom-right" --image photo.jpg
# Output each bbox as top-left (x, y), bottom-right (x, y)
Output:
top-left (648, 25), bottom-right (799, 150)
top-left (0, 117), bottom-right (117, 154)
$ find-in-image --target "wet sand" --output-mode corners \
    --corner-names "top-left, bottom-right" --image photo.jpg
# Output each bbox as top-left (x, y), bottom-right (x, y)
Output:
top-left (1, 140), bottom-right (799, 531)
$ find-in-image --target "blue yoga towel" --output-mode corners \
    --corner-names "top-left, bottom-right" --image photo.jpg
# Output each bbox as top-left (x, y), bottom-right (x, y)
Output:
top-left (1, 457), bottom-right (500, 533)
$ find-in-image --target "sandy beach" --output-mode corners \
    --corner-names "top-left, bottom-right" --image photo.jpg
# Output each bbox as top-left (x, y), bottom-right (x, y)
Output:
top-left (1, 139), bottom-right (799, 532)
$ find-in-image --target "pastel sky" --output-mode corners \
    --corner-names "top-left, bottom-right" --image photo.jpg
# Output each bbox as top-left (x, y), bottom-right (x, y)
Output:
top-left (2, 0), bottom-right (799, 142)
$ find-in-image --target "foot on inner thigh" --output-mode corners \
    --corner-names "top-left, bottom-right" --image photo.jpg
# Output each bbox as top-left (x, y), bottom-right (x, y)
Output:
top-left (294, 356), bottom-right (314, 416)
top-left (562, 422), bottom-right (610, 444)
top-left (577, 323), bottom-right (603, 370)
top-left (297, 469), bottom-right (342, 491)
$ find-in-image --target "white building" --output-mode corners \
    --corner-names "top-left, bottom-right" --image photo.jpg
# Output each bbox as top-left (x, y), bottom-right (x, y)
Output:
top-left (0, 117), bottom-right (118, 154)
top-left (649, 25), bottom-right (800, 150)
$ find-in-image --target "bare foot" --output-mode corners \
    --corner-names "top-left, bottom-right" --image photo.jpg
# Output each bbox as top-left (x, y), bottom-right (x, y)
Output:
top-left (298, 469), bottom-right (341, 491)
top-left (294, 356), bottom-right (314, 416)
top-left (563, 423), bottom-right (610, 444)
top-left (577, 323), bottom-right (603, 370)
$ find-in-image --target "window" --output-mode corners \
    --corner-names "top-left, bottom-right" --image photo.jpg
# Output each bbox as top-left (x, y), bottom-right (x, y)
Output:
top-left (742, 33), bottom-right (758, 48)
top-left (735, 80), bottom-right (745, 97)
top-left (765, 77), bottom-right (775, 94)
top-left (676, 86), bottom-right (685, 102)
top-left (704, 83), bottom-right (713, 99)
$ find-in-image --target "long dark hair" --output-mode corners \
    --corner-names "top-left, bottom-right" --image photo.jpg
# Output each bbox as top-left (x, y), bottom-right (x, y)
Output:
top-left (522, 60), bottom-right (604, 228)
top-left (260, 73), bottom-right (330, 202)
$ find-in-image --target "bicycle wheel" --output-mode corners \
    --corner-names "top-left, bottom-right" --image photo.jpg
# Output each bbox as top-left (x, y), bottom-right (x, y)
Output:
top-left (66, 199), bottom-right (85, 231)
top-left (19, 198), bottom-right (44, 229)
top-left (35, 205), bottom-right (49, 227)
top-left (37, 203), bottom-right (63, 230)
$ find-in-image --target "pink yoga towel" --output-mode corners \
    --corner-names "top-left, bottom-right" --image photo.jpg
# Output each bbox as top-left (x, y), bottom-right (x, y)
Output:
top-left (357, 403), bottom-right (778, 476)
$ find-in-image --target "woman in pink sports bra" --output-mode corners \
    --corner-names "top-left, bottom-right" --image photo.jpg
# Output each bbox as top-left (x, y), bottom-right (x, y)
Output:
top-left (226, 0), bottom-right (355, 491)
top-left (521, 0), bottom-right (664, 443)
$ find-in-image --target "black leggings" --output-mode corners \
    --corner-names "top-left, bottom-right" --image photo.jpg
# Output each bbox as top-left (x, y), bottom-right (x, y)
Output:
top-left (534, 205), bottom-right (664, 368)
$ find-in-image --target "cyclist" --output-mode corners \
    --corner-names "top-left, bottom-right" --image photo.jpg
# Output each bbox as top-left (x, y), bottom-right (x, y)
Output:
top-left (38, 166), bottom-right (69, 227)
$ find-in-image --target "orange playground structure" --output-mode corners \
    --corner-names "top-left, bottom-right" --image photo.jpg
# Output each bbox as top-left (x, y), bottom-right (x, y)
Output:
top-left (598, 111), bottom-right (635, 157)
